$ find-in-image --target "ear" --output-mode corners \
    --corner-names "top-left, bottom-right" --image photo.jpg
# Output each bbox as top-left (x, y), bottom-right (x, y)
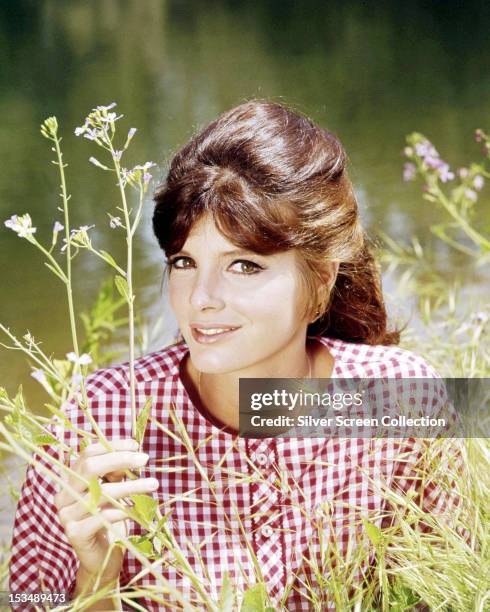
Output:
top-left (322, 260), bottom-right (340, 293)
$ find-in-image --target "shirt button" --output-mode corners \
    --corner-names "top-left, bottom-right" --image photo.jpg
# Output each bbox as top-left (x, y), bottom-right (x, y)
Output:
top-left (256, 452), bottom-right (269, 466)
top-left (261, 525), bottom-right (274, 538)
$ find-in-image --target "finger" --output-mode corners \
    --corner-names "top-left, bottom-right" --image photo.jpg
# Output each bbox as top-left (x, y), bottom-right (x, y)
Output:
top-left (100, 477), bottom-right (159, 501)
top-left (55, 451), bottom-right (149, 509)
top-left (81, 439), bottom-right (139, 458)
top-left (65, 509), bottom-right (131, 543)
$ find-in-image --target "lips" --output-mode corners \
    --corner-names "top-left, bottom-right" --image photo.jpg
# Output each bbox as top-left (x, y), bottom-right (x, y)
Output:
top-left (190, 324), bottom-right (241, 344)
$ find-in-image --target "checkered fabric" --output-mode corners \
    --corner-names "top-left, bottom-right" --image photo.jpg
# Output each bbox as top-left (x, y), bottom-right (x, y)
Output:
top-left (8, 336), bottom-right (463, 610)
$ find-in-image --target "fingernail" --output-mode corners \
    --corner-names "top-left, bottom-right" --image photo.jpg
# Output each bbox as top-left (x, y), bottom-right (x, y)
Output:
top-left (134, 453), bottom-right (149, 466)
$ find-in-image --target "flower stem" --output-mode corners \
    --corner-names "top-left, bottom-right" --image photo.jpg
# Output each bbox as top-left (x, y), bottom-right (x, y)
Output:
top-left (51, 134), bottom-right (109, 449)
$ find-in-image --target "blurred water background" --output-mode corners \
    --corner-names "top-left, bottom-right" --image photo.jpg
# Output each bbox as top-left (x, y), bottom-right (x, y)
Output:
top-left (1, 0), bottom-right (490, 421)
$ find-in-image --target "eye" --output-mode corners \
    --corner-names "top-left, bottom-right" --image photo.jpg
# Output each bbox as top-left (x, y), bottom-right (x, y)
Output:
top-left (167, 256), bottom-right (194, 269)
top-left (229, 259), bottom-right (263, 275)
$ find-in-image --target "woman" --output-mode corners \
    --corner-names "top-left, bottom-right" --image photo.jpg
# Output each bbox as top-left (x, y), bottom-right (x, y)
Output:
top-left (9, 100), bottom-right (460, 610)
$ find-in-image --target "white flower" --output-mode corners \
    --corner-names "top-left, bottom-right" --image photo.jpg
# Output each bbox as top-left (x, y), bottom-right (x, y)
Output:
top-left (4, 214), bottom-right (37, 238)
top-left (109, 215), bottom-right (123, 229)
top-left (66, 352), bottom-right (92, 366)
top-left (31, 369), bottom-right (53, 395)
top-left (53, 221), bottom-right (64, 233)
top-left (71, 373), bottom-right (84, 386)
top-left (95, 102), bottom-right (117, 112)
top-left (31, 369), bottom-right (48, 384)
top-left (61, 225), bottom-right (95, 251)
top-left (473, 175), bottom-right (484, 191)
top-left (89, 157), bottom-right (109, 170)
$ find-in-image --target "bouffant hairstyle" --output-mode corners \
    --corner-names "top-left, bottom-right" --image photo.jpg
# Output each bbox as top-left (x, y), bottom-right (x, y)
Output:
top-left (153, 99), bottom-right (401, 345)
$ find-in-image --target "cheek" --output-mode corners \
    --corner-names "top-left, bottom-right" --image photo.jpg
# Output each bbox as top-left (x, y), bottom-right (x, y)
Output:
top-left (241, 274), bottom-right (303, 323)
top-left (168, 277), bottom-right (187, 314)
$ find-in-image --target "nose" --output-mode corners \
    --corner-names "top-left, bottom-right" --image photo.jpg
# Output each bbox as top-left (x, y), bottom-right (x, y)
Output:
top-left (189, 269), bottom-right (226, 311)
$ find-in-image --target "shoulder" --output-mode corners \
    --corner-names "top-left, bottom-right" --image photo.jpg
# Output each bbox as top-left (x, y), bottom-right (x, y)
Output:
top-left (310, 335), bottom-right (442, 379)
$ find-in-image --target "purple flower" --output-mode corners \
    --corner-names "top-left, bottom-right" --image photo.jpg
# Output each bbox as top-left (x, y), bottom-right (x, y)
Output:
top-left (403, 162), bottom-right (416, 182)
top-left (113, 150), bottom-right (123, 162)
top-left (438, 164), bottom-right (455, 183)
top-left (473, 175), bottom-right (484, 191)
top-left (415, 140), bottom-right (438, 159)
top-left (53, 221), bottom-right (64, 233)
top-left (424, 156), bottom-right (444, 170)
top-left (464, 188), bottom-right (478, 202)
top-left (127, 128), bottom-right (137, 139)
top-left (458, 167), bottom-right (469, 179)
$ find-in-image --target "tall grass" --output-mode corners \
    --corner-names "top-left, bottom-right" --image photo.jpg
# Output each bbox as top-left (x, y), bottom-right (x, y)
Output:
top-left (0, 111), bottom-right (488, 610)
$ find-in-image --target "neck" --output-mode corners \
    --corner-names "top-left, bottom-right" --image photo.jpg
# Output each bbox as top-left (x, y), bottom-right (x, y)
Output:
top-left (187, 339), bottom-right (316, 432)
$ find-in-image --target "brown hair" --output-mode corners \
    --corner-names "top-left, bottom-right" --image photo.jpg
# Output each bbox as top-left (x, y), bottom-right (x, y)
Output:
top-left (153, 99), bottom-right (402, 345)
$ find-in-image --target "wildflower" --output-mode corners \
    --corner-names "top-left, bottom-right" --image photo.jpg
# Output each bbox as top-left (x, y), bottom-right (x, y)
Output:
top-left (458, 167), bottom-right (469, 178)
top-left (98, 112), bottom-right (123, 124)
top-left (474, 128), bottom-right (485, 142)
top-left (89, 157), bottom-right (110, 170)
top-left (464, 188), bottom-right (478, 202)
top-left (124, 128), bottom-right (137, 150)
top-left (109, 215), bottom-right (123, 229)
top-left (415, 140), bottom-right (438, 159)
top-left (403, 163), bottom-right (416, 182)
top-left (438, 164), bottom-right (455, 183)
top-left (424, 156), bottom-right (444, 170)
top-left (61, 225), bottom-right (95, 252)
top-left (113, 150), bottom-right (123, 162)
top-left (403, 146), bottom-right (413, 157)
top-left (95, 102), bottom-right (117, 112)
top-left (66, 352), bottom-right (92, 366)
top-left (473, 175), bottom-right (484, 191)
top-left (4, 214), bottom-right (37, 238)
top-left (31, 369), bottom-right (53, 395)
top-left (71, 373), bottom-right (84, 386)
top-left (53, 221), bottom-right (64, 233)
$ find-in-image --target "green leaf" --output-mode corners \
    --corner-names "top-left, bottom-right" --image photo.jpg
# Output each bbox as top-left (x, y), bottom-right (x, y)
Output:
top-left (128, 535), bottom-right (154, 556)
top-left (100, 250), bottom-right (120, 271)
top-left (88, 475), bottom-right (102, 512)
top-left (363, 518), bottom-right (383, 547)
top-left (33, 433), bottom-right (58, 446)
top-left (130, 494), bottom-right (158, 527)
top-left (136, 397), bottom-right (152, 445)
top-left (218, 571), bottom-right (235, 611)
top-left (241, 583), bottom-right (268, 612)
top-left (114, 275), bottom-right (130, 302)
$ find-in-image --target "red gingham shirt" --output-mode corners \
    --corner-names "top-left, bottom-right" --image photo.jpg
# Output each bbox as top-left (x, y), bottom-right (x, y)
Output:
top-left (9, 336), bottom-right (462, 610)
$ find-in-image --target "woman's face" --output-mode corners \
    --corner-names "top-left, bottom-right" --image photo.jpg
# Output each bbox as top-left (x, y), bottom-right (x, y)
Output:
top-left (167, 213), bottom-right (311, 375)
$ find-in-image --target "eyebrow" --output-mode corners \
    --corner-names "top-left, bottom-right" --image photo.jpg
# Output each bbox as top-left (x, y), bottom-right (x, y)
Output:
top-left (173, 248), bottom-right (260, 258)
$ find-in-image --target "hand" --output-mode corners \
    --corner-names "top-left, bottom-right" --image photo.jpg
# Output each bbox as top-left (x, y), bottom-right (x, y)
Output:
top-left (54, 438), bottom-right (159, 582)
